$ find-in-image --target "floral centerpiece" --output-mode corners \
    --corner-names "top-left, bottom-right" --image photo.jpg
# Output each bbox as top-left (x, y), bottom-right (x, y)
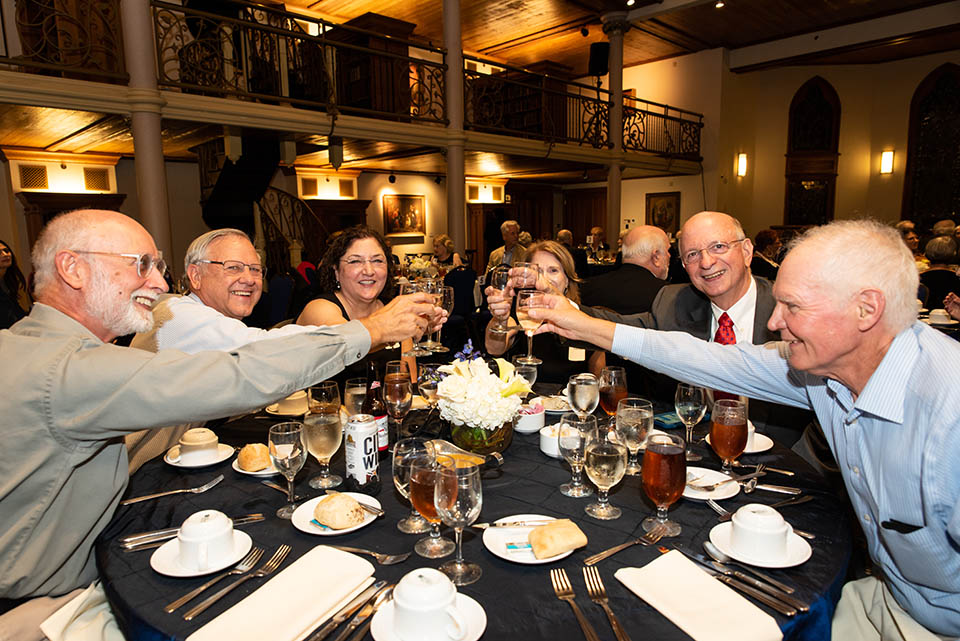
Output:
top-left (406, 255), bottom-right (437, 279)
top-left (436, 341), bottom-right (531, 454)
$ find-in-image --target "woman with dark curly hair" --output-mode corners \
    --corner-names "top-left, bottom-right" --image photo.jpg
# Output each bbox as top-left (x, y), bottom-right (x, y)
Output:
top-left (0, 239), bottom-right (30, 329)
top-left (297, 226), bottom-right (415, 383)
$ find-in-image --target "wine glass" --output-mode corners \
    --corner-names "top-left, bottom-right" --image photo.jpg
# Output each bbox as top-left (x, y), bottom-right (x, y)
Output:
top-left (675, 383), bottom-right (706, 462)
top-left (344, 378), bottom-right (367, 416)
top-left (599, 366), bottom-right (628, 424)
top-left (584, 423), bottom-right (628, 520)
top-left (418, 363), bottom-right (441, 413)
top-left (385, 360), bottom-right (405, 377)
top-left (511, 355), bottom-right (537, 400)
top-left (515, 290), bottom-right (543, 365)
top-left (557, 412), bottom-right (596, 498)
top-left (641, 431), bottom-right (686, 537)
top-left (392, 438), bottom-right (432, 534)
top-left (710, 398), bottom-right (749, 475)
top-left (400, 281), bottom-right (432, 356)
top-left (410, 455), bottom-right (456, 558)
top-left (419, 278), bottom-right (444, 351)
top-left (384, 372), bottom-right (413, 441)
top-left (512, 262), bottom-right (541, 291)
top-left (568, 373), bottom-right (599, 418)
top-left (268, 422), bottom-right (307, 520)
top-left (305, 381), bottom-right (343, 489)
top-left (428, 286), bottom-right (454, 353)
top-left (488, 265), bottom-right (512, 335)
top-left (615, 397), bottom-right (653, 475)
top-left (435, 460), bottom-right (483, 586)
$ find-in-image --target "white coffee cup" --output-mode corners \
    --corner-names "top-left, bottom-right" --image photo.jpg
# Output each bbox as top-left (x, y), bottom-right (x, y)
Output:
top-left (929, 309), bottom-right (951, 323)
top-left (746, 421), bottom-right (756, 450)
top-left (177, 510), bottom-right (235, 571)
top-left (730, 503), bottom-right (791, 562)
top-left (275, 390), bottom-right (308, 415)
top-left (393, 568), bottom-right (468, 641)
top-left (539, 424), bottom-right (561, 458)
top-left (177, 428), bottom-right (219, 465)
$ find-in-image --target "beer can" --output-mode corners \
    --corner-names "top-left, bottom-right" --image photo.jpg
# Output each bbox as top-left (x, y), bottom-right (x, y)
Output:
top-left (344, 413), bottom-right (379, 486)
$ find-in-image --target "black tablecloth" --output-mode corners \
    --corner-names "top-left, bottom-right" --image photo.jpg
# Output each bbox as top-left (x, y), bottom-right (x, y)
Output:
top-left (96, 410), bottom-right (851, 641)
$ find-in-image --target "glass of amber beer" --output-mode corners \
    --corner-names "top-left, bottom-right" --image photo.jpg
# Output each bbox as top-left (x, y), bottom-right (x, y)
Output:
top-left (710, 399), bottom-right (748, 475)
top-left (641, 432), bottom-right (686, 537)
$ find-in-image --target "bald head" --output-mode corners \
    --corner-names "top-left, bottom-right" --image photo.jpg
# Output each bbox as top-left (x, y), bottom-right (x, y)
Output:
top-left (622, 225), bottom-right (670, 279)
top-left (678, 211), bottom-right (753, 310)
top-left (557, 229), bottom-right (573, 246)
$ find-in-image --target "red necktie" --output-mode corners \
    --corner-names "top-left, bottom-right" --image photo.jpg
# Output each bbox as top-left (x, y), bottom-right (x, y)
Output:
top-left (713, 312), bottom-right (738, 401)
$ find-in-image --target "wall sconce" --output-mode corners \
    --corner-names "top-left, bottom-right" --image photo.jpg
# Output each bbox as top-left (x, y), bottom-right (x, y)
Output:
top-left (736, 153), bottom-right (747, 177)
top-left (880, 150), bottom-right (894, 174)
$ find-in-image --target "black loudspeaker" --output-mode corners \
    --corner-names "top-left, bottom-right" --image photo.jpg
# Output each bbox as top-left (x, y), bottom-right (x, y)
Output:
top-left (589, 42), bottom-right (610, 76)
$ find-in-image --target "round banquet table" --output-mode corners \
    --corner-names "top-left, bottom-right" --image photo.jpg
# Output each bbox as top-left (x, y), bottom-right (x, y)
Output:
top-left (96, 408), bottom-right (851, 641)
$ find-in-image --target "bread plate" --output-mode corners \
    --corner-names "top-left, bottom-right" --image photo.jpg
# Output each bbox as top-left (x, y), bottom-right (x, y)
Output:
top-left (481, 514), bottom-right (571, 565)
top-left (291, 492), bottom-right (381, 536)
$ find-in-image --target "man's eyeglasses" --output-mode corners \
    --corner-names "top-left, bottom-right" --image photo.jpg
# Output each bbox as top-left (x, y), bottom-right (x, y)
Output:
top-left (75, 251), bottom-right (166, 278)
top-left (341, 257), bottom-right (387, 268)
top-left (196, 260), bottom-right (266, 278)
top-left (681, 238), bottom-right (747, 265)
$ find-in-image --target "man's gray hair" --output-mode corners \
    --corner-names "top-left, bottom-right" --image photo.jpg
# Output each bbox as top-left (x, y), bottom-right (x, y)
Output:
top-left (184, 228), bottom-right (251, 273)
top-left (500, 220), bottom-right (519, 234)
top-left (32, 210), bottom-right (104, 296)
top-left (622, 227), bottom-right (669, 261)
top-left (932, 219), bottom-right (956, 237)
top-left (791, 219), bottom-right (918, 333)
top-left (557, 229), bottom-right (573, 244)
top-left (924, 235), bottom-right (957, 264)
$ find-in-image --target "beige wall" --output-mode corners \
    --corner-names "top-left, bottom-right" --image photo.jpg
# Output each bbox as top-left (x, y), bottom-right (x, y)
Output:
top-left (357, 173), bottom-right (449, 258)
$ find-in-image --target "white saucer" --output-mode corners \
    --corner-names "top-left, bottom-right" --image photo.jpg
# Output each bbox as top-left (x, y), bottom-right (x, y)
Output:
top-left (482, 514), bottom-right (570, 564)
top-left (150, 531), bottom-right (252, 577)
top-left (705, 433), bottom-right (774, 454)
top-left (231, 458), bottom-right (279, 477)
top-left (371, 593), bottom-right (487, 641)
top-left (541, 396), bottom-right (571, 414)
top-left (923, 317), bottom-right (959, 326)
top-left (683, 467), bottom-right (740, 501)
top-left (265, 404), bottom-right (306, 417)
top-left (291, 493), bottom-right (381, 536)
top-left (164, 443), bottom-right (235, 468)
top-left (708, 521), bottom-right (812, 569)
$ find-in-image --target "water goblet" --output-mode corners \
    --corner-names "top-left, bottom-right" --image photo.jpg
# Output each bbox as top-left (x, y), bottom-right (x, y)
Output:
top-left (392, 438), bottom-right (432, 534)
top-left (409, 455), bottom-right (456, 558)
top-left (344, 378), bottom-right (367, 416)
top-left (384, 372), bottom-right (413, 441)
top-left (641, 431), bottom-right (686, 537)
top-left (584, 423), bottom-right (628, 520)
top-left (599, 366), bottom-right (628, 424)
top-left (557, 412), bottom-right (596, 498)
top-left (305, 381), bottom-right (343, 489)
top-left (268, 422), bottom-right (307, 520)
top-left (400, 281), bottom-right (432, 356)
top-left (710, 398), bottom-right (749, 474)
top-left (435, 460), bottom-right (483, 586)
top-left (515, 290), bottom-right (544, 365)
top-left (488, 265), bottom-right (512, 335)
top-left (511, 355), bottom-right (537, 399)
top-left (675, 383), bottom-right (706, 462)
top-left (568, 373), bottom-right (599, 418)
top-left (615, 397), bottom-right (653, 475)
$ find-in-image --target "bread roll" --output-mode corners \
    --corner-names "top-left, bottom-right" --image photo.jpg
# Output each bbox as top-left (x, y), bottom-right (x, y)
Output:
top-left (528, 519), bottom-right (587, 559)
top-left (313, 493), bottom-right (366, 530)
top-left (238, 443), bottom-right (270, 472)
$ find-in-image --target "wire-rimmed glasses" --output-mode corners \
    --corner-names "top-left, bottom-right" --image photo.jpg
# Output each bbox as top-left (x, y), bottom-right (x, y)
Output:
top-left (268, 422), bottom-right (307, 520)
top-left (73, 250), bottom-right (166, 278)
top-left (435, 460), bottom-right (483, 586)
top-left (558, 412), bottom-right (596, 498)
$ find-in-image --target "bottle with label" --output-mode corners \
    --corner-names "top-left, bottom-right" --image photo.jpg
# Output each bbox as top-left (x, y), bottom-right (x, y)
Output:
top-left (361, 360), bottom-right (390, 458)
top-left (343, 413), bottom-right (381, 496)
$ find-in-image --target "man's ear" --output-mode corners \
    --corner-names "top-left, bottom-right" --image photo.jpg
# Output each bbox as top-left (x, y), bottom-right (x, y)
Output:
top-left (740, 238), bottom-right (755, 266)
top-left (856, 289), bottom-right (885, 331)
top-left (186, 264), bottom-right (202, 292)
top-left (55, 250), bottom-right (85, 291)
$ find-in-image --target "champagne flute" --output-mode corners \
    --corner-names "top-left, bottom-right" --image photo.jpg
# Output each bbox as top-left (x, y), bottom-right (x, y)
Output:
top-left (429, 285), bottom-right (454, 353)
top-left (400, 281), bottom-right (432, 356)
top-left (435, 460), bottom-right (483, 586)
top-left (488, 265), bottom-right (512, 335)
top-left (268, 422), bottom-right (307, 520)
top-left (675, 383), bottom-right (706, 462)
top-left (344, 378), bottom-right (367, 416)
top-left (392, 438), bottom-right (432, 534)
top-left (584, 423), bottom-right (628, 520)
top-left (409, 454), bottom-right (456, 558)
top-left (568, 373), bottom-right (599, 418)
top-left (305, 381), bottom-right (343, 489)
top-left (384, 372), bottom-right (413, 442)
top-left (599, 366), bottom-right (628, 424)
top-left (557, 412), bottom-right (596, 498)
top-left (641, 431), bottom-right (686, 536)
top-left (419, 278), bottom-right (444, 351)
top-left (710, 398), bottom-right (749, 475)
top-left (615, 397), bottom-right (653, 475)
top-left (515, 290), bottom-right (543, 365)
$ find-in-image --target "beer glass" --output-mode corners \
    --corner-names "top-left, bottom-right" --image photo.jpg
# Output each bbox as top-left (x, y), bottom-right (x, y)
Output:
top-left (641, 432), bottom-right (686, 536)
top-left (710, 398), bottom-right (748, 474)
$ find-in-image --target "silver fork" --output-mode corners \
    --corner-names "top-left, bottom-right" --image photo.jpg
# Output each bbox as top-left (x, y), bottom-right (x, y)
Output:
top-left (183, 544), bottom-right (291, 621)
top-left (584, 523), bottom-right (668, 565)
top-left (582, 566), bottom-right (631, 641)
top-left (163, 547), bottom-right (264, 613)
top-left (549, 568), bottom-right (600, 641)
top-left (706, 499), bottom-right (816, 539)
top-left (328, 545), bottom-right (411, 565)
top-left (120, 474), bottom-right (224, 506)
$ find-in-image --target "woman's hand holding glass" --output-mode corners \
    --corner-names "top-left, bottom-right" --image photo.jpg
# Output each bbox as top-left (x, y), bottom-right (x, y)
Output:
top-left (399, 281), bottom-right (432, 356)
top-left (558, 412), bottom-right (596, 498)
top-left (392, 438), bottom-right (432, 534)
top-left (487, 265), bottom-right (512, 335)
top-left (435, 460), bottom-right (483, 586)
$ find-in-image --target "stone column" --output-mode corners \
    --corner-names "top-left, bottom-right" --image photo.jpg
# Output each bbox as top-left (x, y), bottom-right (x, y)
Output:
top-left (120, 0), bottom-right (173, 274)
top-left (444, 0), bottom-right (466, 253)
top-left (602, 13), bottom-right (630, 238)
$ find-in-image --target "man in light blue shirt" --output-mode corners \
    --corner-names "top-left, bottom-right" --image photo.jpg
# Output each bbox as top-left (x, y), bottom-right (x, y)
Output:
top-left (530, 219), bottom-right (960, 640)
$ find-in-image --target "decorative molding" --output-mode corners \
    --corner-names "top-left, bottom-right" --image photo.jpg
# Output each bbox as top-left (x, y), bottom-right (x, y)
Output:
top-left (0, 148), bottom-right (120, 165)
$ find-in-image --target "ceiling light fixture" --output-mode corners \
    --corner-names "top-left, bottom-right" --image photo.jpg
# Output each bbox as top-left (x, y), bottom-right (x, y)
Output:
top-left (388, 174), bottom-right (397, 184)
top-left (715, 1), bottom-right (725, 7)
top-left (626, 0), bottom-right (635, 6)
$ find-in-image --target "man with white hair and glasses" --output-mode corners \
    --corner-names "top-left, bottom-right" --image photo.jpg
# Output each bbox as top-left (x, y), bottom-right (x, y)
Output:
top-left (529, 219), bottom-right (960, 640)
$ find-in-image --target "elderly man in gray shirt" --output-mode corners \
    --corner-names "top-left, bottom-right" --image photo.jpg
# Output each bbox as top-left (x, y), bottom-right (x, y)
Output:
top-left (0, 210), bottom-right (438, 640)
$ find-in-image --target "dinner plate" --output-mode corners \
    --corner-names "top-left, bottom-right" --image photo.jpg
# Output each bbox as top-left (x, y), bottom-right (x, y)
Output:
top-left (371, 594), bottom-right (486, 641)
top-left (231, 458), bottom-right (279, 477)
top-left (705, 433), bottom-right (774, 455)
top-left (541, 396), bottom-right (571, 414)
top-left (683, 467), bottom-right (740, 501)
top-left (164, 443), bottom-right (234, 468)
top-left (291, 493), bottom-right (381, 536)
top-left (708, 522), bottom-right (812, 569)
top-left (150, 531), bottom-right (252, 578)
top-left (481, 514), bottom-right (570, 564)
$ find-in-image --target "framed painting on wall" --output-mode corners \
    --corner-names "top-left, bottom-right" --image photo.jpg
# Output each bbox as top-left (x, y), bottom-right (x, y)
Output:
top-left (382, 194), bottom-right (426, 236)
top-left (645, 191), bottom-right (680, 236)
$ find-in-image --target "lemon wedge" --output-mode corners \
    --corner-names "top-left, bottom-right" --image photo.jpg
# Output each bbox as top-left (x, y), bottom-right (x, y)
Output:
top-left (495, 358), bottom-right (514, 382)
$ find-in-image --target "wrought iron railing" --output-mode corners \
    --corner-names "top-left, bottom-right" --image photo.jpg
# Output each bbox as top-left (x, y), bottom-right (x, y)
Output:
top-left (151, 0), bottom-right (446, 124)
top-left (257, 186), bottom-right (331, 277)
top-left (464, 55), bottom-right (611, 148)
top-left (623, 96), bottom-right (703, 158)
top-left (0, 0), bottom-right (127, 81)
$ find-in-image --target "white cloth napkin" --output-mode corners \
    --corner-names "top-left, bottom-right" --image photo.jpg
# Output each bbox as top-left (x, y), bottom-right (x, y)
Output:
top-left (615, 551), bottom-right (782, 641)
top-left (40, 582), bottom-right (124, 641)
top-left (187, 546), bottom-right (375, 641)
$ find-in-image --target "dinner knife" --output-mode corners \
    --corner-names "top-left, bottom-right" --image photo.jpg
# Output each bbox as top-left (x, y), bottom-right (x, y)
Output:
top-left (331, 584), bottom-right (393, 641)
top-left (305, 580), bottom-right (386, 641)
top-left (120, 514), bottom-right (265, 546)
top-left (753, 483), bottom-right (803, 495)
top-left (706, 568), bottom-right (797, 616)
top-left (471, 520), bottom-right (555, 529)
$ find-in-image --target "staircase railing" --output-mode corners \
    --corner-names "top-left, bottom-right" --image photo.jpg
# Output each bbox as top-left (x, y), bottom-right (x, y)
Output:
top-left (256, 186), bottom-right (330, 276)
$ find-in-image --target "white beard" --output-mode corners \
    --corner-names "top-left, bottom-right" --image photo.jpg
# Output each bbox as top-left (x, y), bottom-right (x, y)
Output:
top-left (84, 259), bottom-right (154, 337)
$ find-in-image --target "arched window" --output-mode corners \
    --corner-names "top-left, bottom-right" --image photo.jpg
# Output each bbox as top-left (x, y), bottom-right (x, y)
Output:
top-left (902, 63), bottom-right (960, 229)
top-left (784, 77), bottom-right (841, 226)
